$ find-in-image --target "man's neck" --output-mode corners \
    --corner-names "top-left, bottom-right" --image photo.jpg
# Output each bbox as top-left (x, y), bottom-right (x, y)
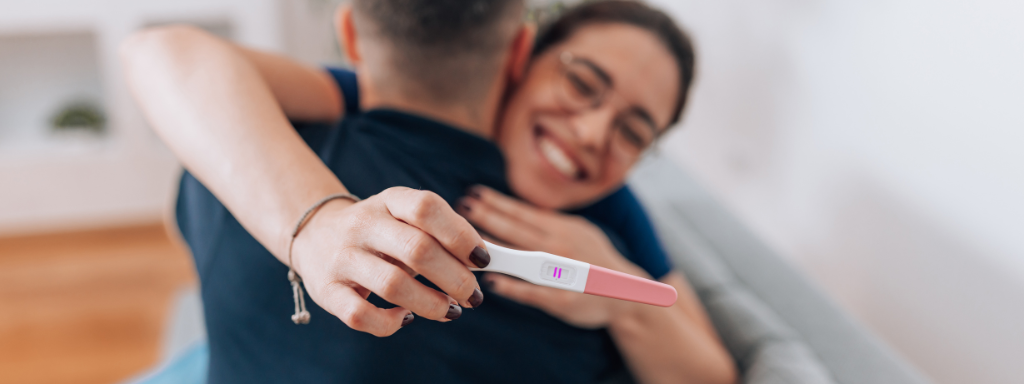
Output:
top-left (357, 76), bottom-right (501, 139)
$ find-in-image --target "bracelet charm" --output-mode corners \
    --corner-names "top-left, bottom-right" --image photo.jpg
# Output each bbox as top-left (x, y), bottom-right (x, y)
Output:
top-left (286, 193), bottom-right (361, 324)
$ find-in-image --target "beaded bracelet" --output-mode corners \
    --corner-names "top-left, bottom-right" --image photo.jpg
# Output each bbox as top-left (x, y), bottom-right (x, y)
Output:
top-left (286, 193), bottom-right (362, 324)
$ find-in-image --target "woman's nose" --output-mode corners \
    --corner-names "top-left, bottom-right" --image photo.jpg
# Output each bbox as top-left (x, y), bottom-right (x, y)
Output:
top-left (568, 106), bottom-right (617, 153)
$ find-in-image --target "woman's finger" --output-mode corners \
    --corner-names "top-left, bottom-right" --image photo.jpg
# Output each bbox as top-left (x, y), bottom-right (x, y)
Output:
top-left (316, 283), bottom-right (414, 337)
top-left (381, 187), bottom-right (491, 269)
top-left (361, 218), bottom-right (483, 309)
top-left (469, 185), bottom-right (550, 227)
top-left (345, 247), bottom-right (463, 321)
top-left (458, 196), bottom-right (544, 248)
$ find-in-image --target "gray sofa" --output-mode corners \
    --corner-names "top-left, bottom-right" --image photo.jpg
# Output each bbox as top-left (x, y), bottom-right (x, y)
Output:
top-left (628, 156), bottom-right (930, 384)
top-left (130, 156), bottom-right (931, 384)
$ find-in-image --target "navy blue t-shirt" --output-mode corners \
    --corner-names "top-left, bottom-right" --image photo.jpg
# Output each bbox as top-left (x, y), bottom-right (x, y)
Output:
top-left (326, 67), bottom-right (673, 280)
top-left (179, 111), bottom-right (646, 383)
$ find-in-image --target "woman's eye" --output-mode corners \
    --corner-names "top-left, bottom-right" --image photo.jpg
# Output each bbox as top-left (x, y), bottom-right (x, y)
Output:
top-left (567, 72), bottom-right (598, 98)
top-left (617, 121), bottom-right (647, 149)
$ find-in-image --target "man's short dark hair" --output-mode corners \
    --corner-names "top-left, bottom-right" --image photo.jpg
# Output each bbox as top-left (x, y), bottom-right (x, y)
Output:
top-left (352, 0), bottom-right (525, 103)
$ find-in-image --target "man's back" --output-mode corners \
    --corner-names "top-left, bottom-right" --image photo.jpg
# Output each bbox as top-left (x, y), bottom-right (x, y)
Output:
top-left (177, 110), bottom-right (628, 383)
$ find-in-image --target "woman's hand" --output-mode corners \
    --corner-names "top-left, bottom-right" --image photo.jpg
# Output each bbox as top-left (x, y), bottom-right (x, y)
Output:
top-left (457, 185), bottom-right (648, 328)
top-left (291, 187), bottom-right (490, 337)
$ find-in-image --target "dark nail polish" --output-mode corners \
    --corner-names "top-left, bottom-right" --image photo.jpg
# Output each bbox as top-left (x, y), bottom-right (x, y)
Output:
top-left (446, 303), bottom-right (462, 320)
top-left (457, 199), bottom-right (472, 212)
top-left (469, 246), bottom-right (491, 268)
top-left (468, 289), bottom-right (484, 308)
top-left (401, 313), bottom-right (414, 327)
top-left (467, 186), bottom-right (481, 199)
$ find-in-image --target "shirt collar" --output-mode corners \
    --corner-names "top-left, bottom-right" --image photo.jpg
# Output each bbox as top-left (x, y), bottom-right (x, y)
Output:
top-left (355, 108), bottom-right (509, 192)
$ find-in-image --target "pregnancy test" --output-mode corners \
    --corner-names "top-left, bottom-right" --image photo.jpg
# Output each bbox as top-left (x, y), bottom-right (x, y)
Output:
top-left (475, 241), bottom-right (677, 307)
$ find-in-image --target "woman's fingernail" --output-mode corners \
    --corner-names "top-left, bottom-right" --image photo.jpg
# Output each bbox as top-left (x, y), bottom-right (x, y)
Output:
top-left (469, 246), bottom-right (490, 268)
top-left (457, 199), bottom-right (472, 212)
top-left (401, 313), bottom-right (415, 327)
top-left (446, 303), bottom-right (462, 320)
top-left (482, 277), bottom-right (495, 290)
top-left (467, 186), bottom-right (481, 199)
top-left (468, 289), bottom-right (484, 308)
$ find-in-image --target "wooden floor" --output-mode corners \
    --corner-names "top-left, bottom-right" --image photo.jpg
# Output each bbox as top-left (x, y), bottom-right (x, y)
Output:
top-left (0, 224), bottom-right (197, 384)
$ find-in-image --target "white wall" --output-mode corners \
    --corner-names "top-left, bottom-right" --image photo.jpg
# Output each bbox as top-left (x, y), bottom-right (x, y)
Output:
top-left (648, 0), bottom-right (1024, 383)
top-left (0, 0), bottom-right (323, 235)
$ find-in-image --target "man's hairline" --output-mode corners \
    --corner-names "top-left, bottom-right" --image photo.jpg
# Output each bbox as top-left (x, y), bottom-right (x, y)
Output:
top-left (350, 7), bottom-right (526, 104)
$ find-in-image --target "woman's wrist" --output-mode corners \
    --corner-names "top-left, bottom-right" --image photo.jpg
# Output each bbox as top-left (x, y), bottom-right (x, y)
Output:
top-left (287, 196), bottom-right (358, 277)
top-left (606, 286), bottom-right (681, 344)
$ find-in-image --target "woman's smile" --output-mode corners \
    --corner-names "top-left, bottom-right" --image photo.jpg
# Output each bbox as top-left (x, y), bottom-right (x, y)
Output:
top-left (534, 123), bottom-right (588, 182)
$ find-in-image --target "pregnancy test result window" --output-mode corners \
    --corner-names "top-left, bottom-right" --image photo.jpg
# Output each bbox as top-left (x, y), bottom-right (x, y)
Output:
top-left (541, 263), bottom-right (577, 285)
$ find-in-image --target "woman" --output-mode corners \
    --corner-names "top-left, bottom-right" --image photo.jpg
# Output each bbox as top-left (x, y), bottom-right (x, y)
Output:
top-left (124, 1), bottom-right (735, 383)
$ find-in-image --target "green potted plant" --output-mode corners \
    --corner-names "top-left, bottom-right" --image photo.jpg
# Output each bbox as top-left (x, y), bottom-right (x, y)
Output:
top-left (50, 101), bottom-right (106, 138)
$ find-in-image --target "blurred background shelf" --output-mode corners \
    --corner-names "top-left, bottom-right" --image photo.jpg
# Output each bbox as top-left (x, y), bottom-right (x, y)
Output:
top-left (0, 30), bottom-right (107, 159)
top-left (0, 0), bottom-right (347, 235)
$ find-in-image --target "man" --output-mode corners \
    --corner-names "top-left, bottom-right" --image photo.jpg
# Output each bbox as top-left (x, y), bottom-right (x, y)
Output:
top-left (123, 0), bottom-right (541, 382)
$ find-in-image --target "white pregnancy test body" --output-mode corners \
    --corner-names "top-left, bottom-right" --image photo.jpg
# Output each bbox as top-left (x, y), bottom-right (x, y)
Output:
top-left (474, 241), bottom-right (677, 307)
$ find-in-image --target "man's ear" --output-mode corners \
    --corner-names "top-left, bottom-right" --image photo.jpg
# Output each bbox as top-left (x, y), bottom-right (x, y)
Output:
top-left (506, 23), bottom-right (537, 85)
top-left (335, 4), bottom-right (361, 65)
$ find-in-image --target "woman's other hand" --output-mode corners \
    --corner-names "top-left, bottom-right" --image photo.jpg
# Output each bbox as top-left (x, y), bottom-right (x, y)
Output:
top-left (291, 187), bottom-right (489, 337)
top-left (456, 185), bottom-right (649, 328)
top-left (458, 186), bottom-right (642, 272)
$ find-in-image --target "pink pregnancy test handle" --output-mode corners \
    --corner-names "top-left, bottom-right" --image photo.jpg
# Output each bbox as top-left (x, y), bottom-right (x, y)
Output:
top-left (477, 241), bottom-right (677, 307)
top-left (583, 266), bottom-right (677, 307)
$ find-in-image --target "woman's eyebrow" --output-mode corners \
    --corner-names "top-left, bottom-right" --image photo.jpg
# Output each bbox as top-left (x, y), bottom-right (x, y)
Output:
top-left (577, 58), bottom-right (613, 86)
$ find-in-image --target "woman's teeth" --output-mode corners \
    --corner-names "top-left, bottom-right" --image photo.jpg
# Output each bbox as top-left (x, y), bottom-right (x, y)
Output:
top-left (539, 136), bottom-right (580, 180)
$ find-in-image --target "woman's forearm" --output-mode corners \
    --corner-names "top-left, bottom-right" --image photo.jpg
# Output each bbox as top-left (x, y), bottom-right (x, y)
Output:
top-left (609, 272), bottom-right (736, 384)
top-left (121, 25), bottom-right (349, 261)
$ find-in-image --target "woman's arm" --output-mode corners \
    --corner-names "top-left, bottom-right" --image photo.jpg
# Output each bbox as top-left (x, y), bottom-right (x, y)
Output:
top-left (121, 25), bottom-right (344, 257)
top-left (459, 186), bottom-right (736, 384)
top-left (235, 46), bottom-right (345, 122)
top-left (122, 25), bottom-right (489, 335)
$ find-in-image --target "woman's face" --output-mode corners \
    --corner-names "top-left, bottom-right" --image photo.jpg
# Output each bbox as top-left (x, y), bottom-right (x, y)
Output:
top-left (498, 23), bottom-right (681, 209)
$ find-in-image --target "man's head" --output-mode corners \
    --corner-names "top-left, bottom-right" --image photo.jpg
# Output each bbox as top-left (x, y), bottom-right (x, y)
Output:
top-left (337, 0), bottom-right (531, 132)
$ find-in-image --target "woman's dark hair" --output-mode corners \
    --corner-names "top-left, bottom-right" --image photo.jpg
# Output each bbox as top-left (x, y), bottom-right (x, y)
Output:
top-left (534, 0), bottom-right (696, 127)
